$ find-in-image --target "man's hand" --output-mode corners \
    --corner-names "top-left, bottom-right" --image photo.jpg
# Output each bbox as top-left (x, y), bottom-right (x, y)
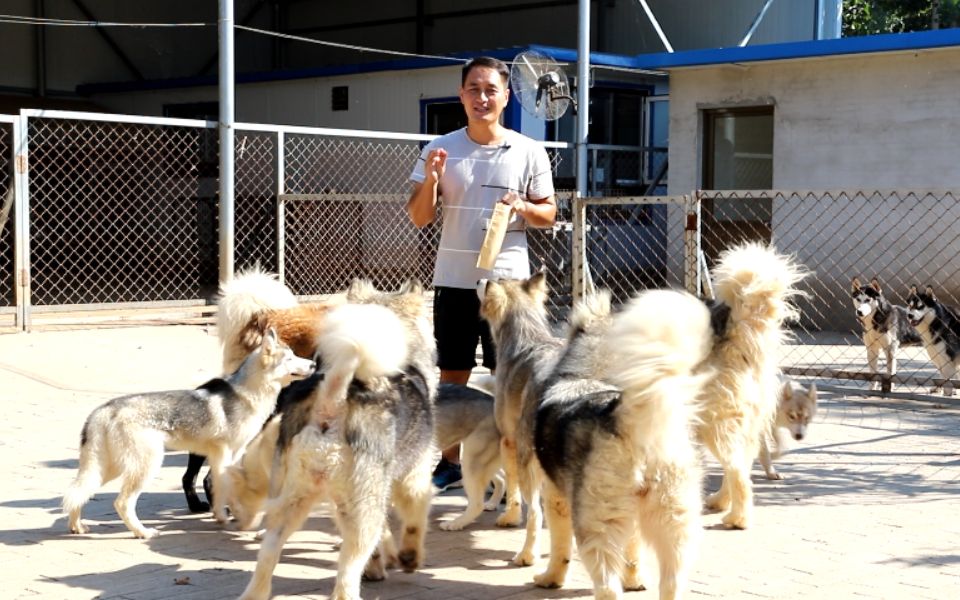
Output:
top-left (425, 148), bottom-right (448, 186)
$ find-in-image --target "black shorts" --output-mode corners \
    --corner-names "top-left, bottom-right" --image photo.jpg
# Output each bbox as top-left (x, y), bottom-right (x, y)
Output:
top-left (433, 286), bottom-right (496, 371)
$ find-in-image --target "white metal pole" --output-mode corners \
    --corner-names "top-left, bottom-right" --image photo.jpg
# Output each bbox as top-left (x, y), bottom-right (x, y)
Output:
top-left (219, 0), bottom-right (236, 283)
top-left (573, 0), bottom-right (591, 302)
top-left (636, 0), bottom-right (674, 53)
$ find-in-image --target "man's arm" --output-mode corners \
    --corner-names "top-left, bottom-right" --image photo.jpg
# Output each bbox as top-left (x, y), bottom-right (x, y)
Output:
top-left (406, 148), bottom-right (447, 228)
top-left (501, 193), bottom-right (557, 229)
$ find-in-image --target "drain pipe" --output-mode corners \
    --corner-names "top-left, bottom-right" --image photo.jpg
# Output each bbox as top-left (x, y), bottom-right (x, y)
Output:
top-left (219, 0), bottom-right (236, 283)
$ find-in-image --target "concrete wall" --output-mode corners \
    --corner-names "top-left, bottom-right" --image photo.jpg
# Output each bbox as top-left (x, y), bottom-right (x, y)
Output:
top-left (665, 46), bottom-right (960, 328)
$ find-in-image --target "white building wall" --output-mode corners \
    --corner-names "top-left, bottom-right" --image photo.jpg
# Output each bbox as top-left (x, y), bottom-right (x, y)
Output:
top-left (92, 65), bottom-right (464, 133)
top-left (668, 47), bottom-right (960, 193)
top-left (666, 47), bottom-right (960, 324)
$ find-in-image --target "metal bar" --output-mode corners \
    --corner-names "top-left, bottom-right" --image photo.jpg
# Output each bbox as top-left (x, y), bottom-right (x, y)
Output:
top-left (781, 366), bottom-right (960, 391)
top-left (575, 0), bottom-right (590, 201)
top-left (195, 0), bottom-right (270, 77)
top-left (635, 0), bottom-right (674, 53)
top-left (683, 192), bottom-right (701, 296)
top-left (70, 0), bottom-right (145, 80)
top-left (739, 0), bottom-right (777, 47)
top-left (811, 383), bottom-right (960, 408)
top-left (14, 113), bottom-right (30, 330)
top-left (237, 121), bottom-right (437, 141)
top-left (219, 0), bottom-right (236, 284)
top-left (584, 143), bottom-right (667, 152)
top-left (571, 195), bottom-right (587, 303)
top-left (276, 131), bottom-right (285, 283)
top-left (19, 109), bottom-right (215, 128)
top-left (583, 194), bottom-right (688, 206)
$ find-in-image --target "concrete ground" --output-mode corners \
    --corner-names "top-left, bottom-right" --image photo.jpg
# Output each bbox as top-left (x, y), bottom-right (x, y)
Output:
top-left (1, 325), bottom-right (958, 600)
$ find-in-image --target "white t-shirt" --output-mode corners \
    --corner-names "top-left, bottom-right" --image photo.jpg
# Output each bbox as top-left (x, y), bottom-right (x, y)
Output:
top-left (410, 128), bottom-right (555, 289)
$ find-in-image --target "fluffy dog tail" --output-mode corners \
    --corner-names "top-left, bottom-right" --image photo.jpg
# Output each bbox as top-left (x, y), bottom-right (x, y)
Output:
top-left (217, 266), bottom-right (298, 373)
top-left (603, 289), bottom-right (714, 452)
top-left (312, 303), bottom-right (409, 417)
top-left (711, 242), bottom-right (805, 354)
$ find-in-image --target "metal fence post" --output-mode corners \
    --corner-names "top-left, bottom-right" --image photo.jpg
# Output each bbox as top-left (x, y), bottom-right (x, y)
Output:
top-left (14, 113), bottom-right (30, 330)
top-left (683, 192), bottom-right (702, 296)
top-left (571, 195), bottom-right (587, 304)
top-left (275, 130), bottom-right (286, 284)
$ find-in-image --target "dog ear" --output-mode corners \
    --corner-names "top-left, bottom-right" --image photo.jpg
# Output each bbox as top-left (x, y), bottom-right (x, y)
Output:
top-left (869, 278), bottom-right (881, 292)
top-left (807, 382), bottom-right (818, 404)
top-left (399, 279), bottom-right (424, 296)
top-left (925, 285), bottom-right (936, 299)
top-left (909, 284), bottom-right (918, 295)
top-left (261, 326), bottom-right (279, 355)
top-left (524, 270), bottom-right (549, 305)
top-left (851, 277), bottom-right (862, 292)
top-left (346, 278), bottom-right (374, 301)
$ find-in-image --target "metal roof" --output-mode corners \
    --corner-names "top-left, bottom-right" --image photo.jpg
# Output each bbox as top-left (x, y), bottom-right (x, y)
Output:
top-left (629, 27), bottom-right (960, 70)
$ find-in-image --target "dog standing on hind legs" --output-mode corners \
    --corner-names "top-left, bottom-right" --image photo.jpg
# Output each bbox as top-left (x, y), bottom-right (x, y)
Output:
top-left (62, 329), bottom-right (314, 539)
top-left (479, 271), bottom-right (563, 567)
top-left (697, 243), bottom-right (806, 530)
top-left (906, 285), bottom-right (960, 396)
top-left (239, 282), bottom-right (437, 600)
top-left (532, 289), bottom-right (713, 600)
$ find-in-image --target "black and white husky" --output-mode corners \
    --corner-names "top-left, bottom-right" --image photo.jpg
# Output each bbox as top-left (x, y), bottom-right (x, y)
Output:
top-left (906, 285), bottom-right (960, 396)
top-left (850, 277), bottom-right (922, 391)
top-left (239, 281), bottom-right (437, 600)
top-left (62, 329), bottom-right (315, 539)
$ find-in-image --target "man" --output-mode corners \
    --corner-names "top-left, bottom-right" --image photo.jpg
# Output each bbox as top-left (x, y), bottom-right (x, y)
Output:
top-left (408, 56), bottom-right (557, 491)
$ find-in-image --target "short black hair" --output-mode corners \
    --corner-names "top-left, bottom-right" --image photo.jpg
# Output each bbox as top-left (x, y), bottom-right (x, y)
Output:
top-left (461, 57), bottom-right (510, 87)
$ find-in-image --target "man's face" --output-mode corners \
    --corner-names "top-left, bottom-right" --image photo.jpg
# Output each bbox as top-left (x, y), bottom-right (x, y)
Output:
top-left (459, 66), bottom-right (510, 125)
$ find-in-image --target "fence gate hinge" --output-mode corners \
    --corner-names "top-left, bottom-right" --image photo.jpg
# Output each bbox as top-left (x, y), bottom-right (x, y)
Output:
top-left (685, 212), bottom-right (698, 230)
top-left (15, 154), bottom-right (27, 174)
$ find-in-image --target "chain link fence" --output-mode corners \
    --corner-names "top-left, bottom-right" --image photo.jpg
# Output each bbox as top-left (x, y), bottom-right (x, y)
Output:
top-left (698, 190), bottom-right (960, 399)
top-left (5, 110), bottom-right (960, 402)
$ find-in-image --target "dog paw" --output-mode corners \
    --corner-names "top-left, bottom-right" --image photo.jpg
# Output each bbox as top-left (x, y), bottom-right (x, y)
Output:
top-left (721, 512), bottom-right (749, 530)
top-left (136, 527), bottom-right (160, 539)
top-left (764, 471), bottom-right (784, 481)
top-left (362, 560), bottom-right (388, 582)
top-left (439, 519), bottom-right (467, 531)
top-left (512, 549), bottom-right (536, 567)
top-left (533, 570), bottom-right (565, 588)
top-left (483, 501), bottom-right (499, 511)
top-left (496, 511), bottom-right (522, 528)
top-left (68, 522), bottom-right (88, 535)
top-left (185, 498), bottom-right (210, 513)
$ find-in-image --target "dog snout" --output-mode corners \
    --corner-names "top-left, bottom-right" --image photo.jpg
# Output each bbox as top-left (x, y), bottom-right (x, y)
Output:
top-left (793, 432), bottom-right (804, 441)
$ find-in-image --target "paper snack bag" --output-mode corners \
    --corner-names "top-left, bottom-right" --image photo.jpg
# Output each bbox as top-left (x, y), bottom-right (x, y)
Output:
top-left (477, 201), bottom-right (512, 270)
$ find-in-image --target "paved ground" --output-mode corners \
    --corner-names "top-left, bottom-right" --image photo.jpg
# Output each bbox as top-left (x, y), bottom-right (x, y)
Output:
top-left (1, 325), bottom-right (958, 600)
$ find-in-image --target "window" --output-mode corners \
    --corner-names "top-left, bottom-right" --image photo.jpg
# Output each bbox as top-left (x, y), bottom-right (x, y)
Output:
top-left (422, 100), bottom-right (466, 135)
top-left (703, 106), bottom-right (773, 221)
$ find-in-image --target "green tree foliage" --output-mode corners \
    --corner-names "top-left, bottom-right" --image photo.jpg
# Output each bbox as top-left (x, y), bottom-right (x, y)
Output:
top-left (843, 0), bottom-right (960, 36)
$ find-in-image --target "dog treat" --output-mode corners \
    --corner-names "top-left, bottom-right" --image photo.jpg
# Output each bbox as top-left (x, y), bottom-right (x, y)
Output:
top-left (477, 201), bottom-right (512, 270)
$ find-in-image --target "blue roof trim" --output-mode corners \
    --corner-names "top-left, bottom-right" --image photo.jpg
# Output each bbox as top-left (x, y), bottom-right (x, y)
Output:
top-left (77, 45), bottom-right (636, 96)
top-left (631, 27), bottom-right (960, 70)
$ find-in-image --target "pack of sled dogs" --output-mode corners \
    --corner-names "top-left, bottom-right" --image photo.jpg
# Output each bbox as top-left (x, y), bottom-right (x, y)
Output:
top-left (850, 277), bottom-right (960, 395)
top-left (64, 242), bottom-right (822, 600)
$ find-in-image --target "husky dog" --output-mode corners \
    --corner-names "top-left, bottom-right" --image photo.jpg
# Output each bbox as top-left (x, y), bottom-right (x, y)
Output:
top-left (479, 271), bottom-right (564, 566)
top-left (850, 277), bottom-right (922, 391)
top-left (63, 329), bottom-right (315, 539)
top-left (225, 381), bottom-right (502, 534)
top-left (435, 381), bottom-right (504, 531)
top-left (239, 281), bottom-right (437, 600)
top-left (183, 267), bottom-right (341, 514)
top-left (698, 243), bottom-right (806, 530)
top-left (906, 285), bottom-right (960, 396)
top-left (758, 376), bottom-right (818, 480)
top-left (532, 289), bottom-right (713, 600)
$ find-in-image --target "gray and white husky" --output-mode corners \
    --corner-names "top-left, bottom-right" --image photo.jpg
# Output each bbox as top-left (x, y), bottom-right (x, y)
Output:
top-left (62, 328), bottom-right (315, 539)
top-left (758, 376), bottom-right (818, 480)
top-left (850, 277), bottom-right (922, 391)
top-left (239, 281), bottom-right (437, 600)
top-left (906, 285), bottom-right (960, 396)
top-left (532, 289), bottom-right (713, 600)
